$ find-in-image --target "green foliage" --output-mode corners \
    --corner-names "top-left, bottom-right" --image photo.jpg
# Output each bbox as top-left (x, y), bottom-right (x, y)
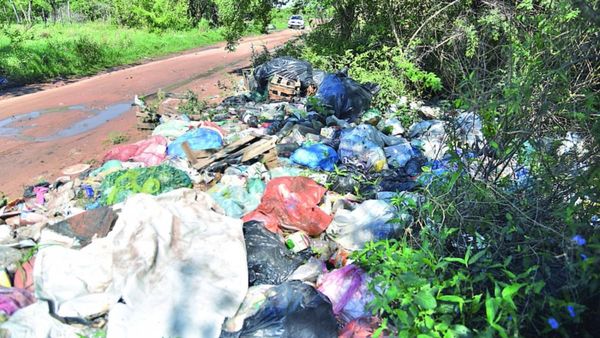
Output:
top-left (214, 0), bottom-right (275, 49)
top-left (0, 22), bottom-right (227, 86)
top-left (112, 0), bottom-right (191, 31)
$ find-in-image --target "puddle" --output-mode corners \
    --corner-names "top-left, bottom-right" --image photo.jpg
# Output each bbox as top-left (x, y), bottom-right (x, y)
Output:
top-left (0, 102), bottom-right (131, 142)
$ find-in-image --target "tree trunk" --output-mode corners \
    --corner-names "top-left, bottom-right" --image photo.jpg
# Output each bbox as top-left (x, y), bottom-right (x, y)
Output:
top-left (67, 0), bottom-right (71, 21)
top-left (9, 0), bottom-right (21, 23)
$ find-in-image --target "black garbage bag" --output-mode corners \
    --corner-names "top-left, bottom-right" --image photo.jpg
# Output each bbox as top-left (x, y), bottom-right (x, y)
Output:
top-left (310, 71), bottom-right (380, 122)
top-left (220, 281), bottom-right (338, 338)
top-left (254, 57), bottom-right (314, 94)
top-left (243, 221), bottom-right (308, 286)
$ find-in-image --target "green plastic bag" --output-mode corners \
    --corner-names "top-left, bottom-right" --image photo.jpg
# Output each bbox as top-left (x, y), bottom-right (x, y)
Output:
top-left (99, 165), bottom-right (192, 206)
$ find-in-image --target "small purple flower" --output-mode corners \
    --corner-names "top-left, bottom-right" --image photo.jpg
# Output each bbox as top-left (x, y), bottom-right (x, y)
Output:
top-left (548, 317), bottom-right (560, 330)
top-left (567, 306), bottom-right (576, 318)
top-left (580, 253), bottom-right (588, 261)
top-left (572, 235), bottom-right (586, 246)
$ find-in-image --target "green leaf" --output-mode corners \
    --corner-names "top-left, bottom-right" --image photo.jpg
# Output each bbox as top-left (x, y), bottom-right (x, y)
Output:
top-left (415, 289), bottom-right (438, 310)
top-left (438, 295), bottom-right (465, 312)
top-left (501, 283), bottom-right (523, 299)
top-left (468, 249), bottom-right (487, 266)
top-left (485, 293), bottom-right (498, 324)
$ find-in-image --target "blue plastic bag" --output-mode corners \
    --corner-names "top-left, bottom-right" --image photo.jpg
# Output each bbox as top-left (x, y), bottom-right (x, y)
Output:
top-left (312, 72), bottom-right (379, 121)
top-left (167, 127), bottom-right (223, 158)
top-left (291, 143), bottom-right (338, 171)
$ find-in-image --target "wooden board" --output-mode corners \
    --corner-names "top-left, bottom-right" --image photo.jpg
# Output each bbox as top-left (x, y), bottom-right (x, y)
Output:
top-left (187, 133), bottom-right (277, 171)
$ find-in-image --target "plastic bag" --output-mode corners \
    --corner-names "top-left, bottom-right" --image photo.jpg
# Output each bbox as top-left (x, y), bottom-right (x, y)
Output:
top-left (220, 281), bottom-right (338, 338)
top-left (0, 288), bottom-right (35, 316)
top-left (384, 139), bottom-right (417, 168)
top-left (103, 135), bottom-right (167, 167)
top-left (99, 165), bottom-right (192, 205)
top-left (408, 120), bottom-right (447, 161)
top-left (243, 177), bottom-right (333, 236)
top-left (253, 57), bottom-right (314, 93)
top-left (327, 200), bottom-right (399, 251)
top-left (317, 265), bottom-right (373, 322)
top-left (152, 119), bottom-right (194, 139)
top-left (339, 317), bottom-right (384, 338)
top-left (338, 125), bottom-right (393, 172)
top-left (312, 72), bottom-right (379, 121)
top-left (243, 221), bottom-right (306, 286)
top-left (167, 127), bottom-right (223, 158)
top-left (290, 143), bottom-right (338, 171)
top-left (209, 179), bottom-right (265, 218)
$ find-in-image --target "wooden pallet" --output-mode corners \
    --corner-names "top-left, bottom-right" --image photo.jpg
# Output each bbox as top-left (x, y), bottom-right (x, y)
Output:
top-left (135, 106), bottom-right (160, 130)
top-left (182, 133), bottom-right (277, 171)
top-left (269, 75), bottom-right (300, 102)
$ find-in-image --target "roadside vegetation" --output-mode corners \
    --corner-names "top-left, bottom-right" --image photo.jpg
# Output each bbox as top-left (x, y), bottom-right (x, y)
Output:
top-left (228, 0), bottom-right (599, 336)
top-left (0, 0), bottom-right (293, 87)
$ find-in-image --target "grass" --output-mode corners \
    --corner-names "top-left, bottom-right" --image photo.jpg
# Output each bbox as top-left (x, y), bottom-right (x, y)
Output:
top-left (0, 12), bottom-right (290, 87)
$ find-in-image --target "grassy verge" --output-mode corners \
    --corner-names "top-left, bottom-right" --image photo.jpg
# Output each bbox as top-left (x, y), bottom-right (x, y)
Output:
top-left (0, 12), bottom-right (289, 87)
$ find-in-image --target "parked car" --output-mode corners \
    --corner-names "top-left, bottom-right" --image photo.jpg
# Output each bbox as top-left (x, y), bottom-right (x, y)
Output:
top-left (288, 15), bottom-right (305, 30)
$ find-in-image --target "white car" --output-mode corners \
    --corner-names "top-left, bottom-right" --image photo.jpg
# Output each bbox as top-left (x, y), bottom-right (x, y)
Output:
top-left (288, 15), bottom-right (305, 30)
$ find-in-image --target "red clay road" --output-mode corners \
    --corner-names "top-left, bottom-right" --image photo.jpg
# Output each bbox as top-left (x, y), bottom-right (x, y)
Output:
top-left (0, 29), bottom-right (299, 198)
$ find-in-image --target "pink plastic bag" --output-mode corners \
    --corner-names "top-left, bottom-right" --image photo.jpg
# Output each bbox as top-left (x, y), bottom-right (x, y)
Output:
top-left (0, 287), bottom-right (35, 316)
top-left (242, 177), bottom-right (333, 236)
top-left (317, 264), bottom-right (373, 322)
top-left (103, 135), bottom-right (167, 166)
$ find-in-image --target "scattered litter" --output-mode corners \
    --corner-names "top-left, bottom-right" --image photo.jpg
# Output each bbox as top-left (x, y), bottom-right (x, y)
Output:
top-left (312, 71), bottom-right (379, 121)
top-left (317, 264), bottom-right (373, 322)
top-left (221, 281), bottom-right (338, 338)
top-left (243, 221), bottom-right (307, 286)
top-left (290, 143), bottom-right (338, 171)
top-left (99, 164), bottom-right (192, 205)
top-left (104, 135), bottom-right (168, 166)
top-left (327, 200), bottom-right (401, 251)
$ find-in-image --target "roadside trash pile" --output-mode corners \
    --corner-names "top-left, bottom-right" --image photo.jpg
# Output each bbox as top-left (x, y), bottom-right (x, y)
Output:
top-left (0, 57), bottom-right (492, 337)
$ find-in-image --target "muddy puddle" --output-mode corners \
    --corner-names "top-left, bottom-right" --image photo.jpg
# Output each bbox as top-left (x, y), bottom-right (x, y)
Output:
top-left (0, 102), bottom-right (132, 142)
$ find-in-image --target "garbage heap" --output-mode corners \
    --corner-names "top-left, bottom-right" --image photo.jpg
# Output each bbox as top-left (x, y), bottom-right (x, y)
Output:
top-left (0, 57), bottom-right (489, 337)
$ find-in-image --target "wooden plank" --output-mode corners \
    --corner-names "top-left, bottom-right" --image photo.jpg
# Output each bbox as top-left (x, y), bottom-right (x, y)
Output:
top-left (193, 134), bottom-right (260, 170)
top-left (241, 137), bottom-right (277, 162)
top-left (181, 141), bottom-right (197, 166)
top-left (137, 122), bottom-right (157, 130)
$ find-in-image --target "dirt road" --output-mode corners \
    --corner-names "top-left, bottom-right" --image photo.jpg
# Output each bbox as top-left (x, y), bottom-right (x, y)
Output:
top-left (0, 30), bottom-right (299, 197)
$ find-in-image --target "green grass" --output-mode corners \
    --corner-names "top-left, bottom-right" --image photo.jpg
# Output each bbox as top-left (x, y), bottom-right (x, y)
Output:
top-left (0, 13), bottom-right (290, 87)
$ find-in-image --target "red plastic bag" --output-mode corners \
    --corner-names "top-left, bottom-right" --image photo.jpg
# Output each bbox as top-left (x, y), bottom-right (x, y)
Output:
top-left (339, 317), bottom-right (383, 338)
top-left (243, 177), bottom-right (332, 236)
top-left (103, 135), bottom-right (167, 166)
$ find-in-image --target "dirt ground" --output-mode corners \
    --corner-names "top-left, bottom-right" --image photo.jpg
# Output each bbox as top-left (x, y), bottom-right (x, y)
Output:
top-left (0, 30), bottom-right (299, 198)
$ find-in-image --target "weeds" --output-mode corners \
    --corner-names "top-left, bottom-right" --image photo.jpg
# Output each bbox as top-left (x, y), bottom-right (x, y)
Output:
top-left (105, 132), bottom-right (129, 145)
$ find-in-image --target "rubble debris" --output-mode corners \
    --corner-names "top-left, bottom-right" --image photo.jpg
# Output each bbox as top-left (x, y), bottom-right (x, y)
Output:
top-left (0, 55), bottom-right (499, 337)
